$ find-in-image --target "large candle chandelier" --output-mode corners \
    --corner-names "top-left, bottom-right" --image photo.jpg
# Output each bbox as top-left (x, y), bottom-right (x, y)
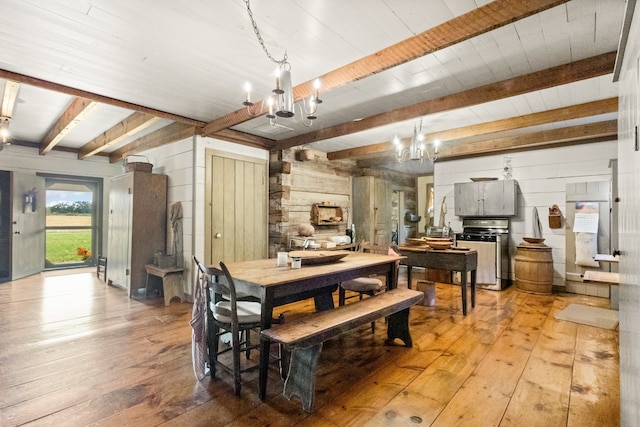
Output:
top-left (241, 0), bottom-right (322, 127)
top-left (393, 118), bottom-right (439, 162)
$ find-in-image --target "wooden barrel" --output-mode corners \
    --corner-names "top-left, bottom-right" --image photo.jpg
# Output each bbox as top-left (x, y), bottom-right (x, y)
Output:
top-left (515, 243), bottom-right (554, 294)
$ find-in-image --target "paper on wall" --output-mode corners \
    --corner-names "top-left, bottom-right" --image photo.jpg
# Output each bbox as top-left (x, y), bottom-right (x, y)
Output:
top-left (573, 201), bottom-right (599, 233)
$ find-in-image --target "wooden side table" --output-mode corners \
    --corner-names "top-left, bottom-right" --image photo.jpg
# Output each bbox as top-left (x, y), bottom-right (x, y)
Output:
top-left (145, 264), bottom-right (184, 306)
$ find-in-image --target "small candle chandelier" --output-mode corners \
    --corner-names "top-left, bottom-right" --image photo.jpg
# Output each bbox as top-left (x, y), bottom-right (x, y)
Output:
top-left (393, 118), bottom-right (439, 162)
top-left (241, 0), bottom-right (322, 127)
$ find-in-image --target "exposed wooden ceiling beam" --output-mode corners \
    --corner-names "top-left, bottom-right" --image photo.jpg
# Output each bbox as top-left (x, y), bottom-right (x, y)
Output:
top-left (0, 68), bottom-right (206, 128)
top-left (329, 97), bottom-right (619, 161)
top-left (109, 123), bottom-right (275, 161)
top-left (356, 120), bottom-right (618, 168)
top-left (202, 0), bottom-right (569, 137)
top-left (1, 80), bottom-right (20, 118)
top-left (440, 120), bottom-right (618, 158)
top-left (77, 112), bottom-right (160, 160)
top-left (208, 128), bottom-right (275, 150)
top-left (40, 98), bottom-right (97, 155)
top-left (275, 51), bottom-right (617, 151)
top-left (109, 122), bottom-right (196, 163)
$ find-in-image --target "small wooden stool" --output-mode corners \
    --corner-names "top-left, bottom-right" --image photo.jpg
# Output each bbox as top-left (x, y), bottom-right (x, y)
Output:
top-left (145, 264), bottom-right (184, 306)
top-left (416, 280), bottom-right (436, 306)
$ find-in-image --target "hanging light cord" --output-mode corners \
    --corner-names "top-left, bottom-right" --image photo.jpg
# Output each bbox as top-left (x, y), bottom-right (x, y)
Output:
top-left (244, 0), bottom-right (287, 66)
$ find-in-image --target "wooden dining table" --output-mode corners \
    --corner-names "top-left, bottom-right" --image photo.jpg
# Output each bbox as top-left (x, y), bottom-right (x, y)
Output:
top-left (209, 251), bottom-right (402, 400)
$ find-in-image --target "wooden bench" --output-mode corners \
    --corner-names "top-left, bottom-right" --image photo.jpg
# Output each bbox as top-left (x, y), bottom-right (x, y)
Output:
top-left (583, 270), bottom-right (620, 309)
top-left (144, 264), bottom-right (184, 306)
top-left (261, 288), bottom-right (423, 412)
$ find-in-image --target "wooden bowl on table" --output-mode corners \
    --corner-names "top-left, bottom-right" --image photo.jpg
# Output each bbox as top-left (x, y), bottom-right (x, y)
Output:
top-left (406, 237), bottom-right (427, 246)
top-left (427, 241), bottom-right (452, 250)
top-left (425, 237), bottom-right (452, 250)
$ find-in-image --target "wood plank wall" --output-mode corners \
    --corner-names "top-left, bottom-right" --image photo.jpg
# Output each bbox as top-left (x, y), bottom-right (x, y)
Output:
top-left (268, 147), bottom-right (418, 256)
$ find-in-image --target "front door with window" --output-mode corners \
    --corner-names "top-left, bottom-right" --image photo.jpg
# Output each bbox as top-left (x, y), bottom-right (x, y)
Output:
top-left (44, 176), bottom-right (102, 270)
top-left (10, 171), bottom-right (45, 280)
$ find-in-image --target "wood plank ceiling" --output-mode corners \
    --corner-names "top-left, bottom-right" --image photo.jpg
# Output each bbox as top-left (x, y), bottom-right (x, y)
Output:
top-left (0, 0), bottom-right (624, 175)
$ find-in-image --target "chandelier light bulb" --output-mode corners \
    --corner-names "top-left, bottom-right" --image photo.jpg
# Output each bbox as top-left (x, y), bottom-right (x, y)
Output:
top-left (243, 82), bottom-right (253, 106)
top-left (0, 117), bottom-right (10, 144)
top-left (274, 67), bottom-right (283, 94)
top-left (313, 78), bottom-right (322, 104)
top-left (267, 96), bottom-right (275, 118)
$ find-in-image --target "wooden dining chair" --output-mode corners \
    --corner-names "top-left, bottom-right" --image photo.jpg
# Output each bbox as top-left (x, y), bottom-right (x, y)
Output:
top-left (193, 256), bottom-right (262, 396)
top-left (338, 241), bottom-right (389, 332)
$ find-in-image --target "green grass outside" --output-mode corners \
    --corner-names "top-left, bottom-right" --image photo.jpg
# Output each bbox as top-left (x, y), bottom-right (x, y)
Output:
top-left (46, 230), bottom-right (92, 263)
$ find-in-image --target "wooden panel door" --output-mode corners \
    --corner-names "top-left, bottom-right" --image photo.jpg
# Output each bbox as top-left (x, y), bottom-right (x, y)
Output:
top-left (205, 150), bottom-right (267, 266)
top-left (11, 172), bottom-right (45, 280)
top-left (373, 178), bottom-right (391, 246)
top-left (0, 171), bottom-right (10, 282)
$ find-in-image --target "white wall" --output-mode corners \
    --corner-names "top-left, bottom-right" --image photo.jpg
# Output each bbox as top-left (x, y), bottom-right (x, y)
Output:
top-left (1, 137), bottom-right (268, 299)
top-left (0, 144), bottom-right (123, 256)
top-left (433, 140), bottom-right (617, 289)
top-left (616, 0), bottom-right (640, 422)
top-left (416, 175), bottom-right (434, 234)
top-left (141, 135), bottom-right (268, 298)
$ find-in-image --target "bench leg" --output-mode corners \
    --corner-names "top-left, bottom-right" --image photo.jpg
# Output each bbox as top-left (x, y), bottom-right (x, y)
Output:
top-left (278, 343), bottom-right (290, 380)
top-left (163, 273), bottom-right (183, 306)
top-left (283, 343), bottom-right (323, 412)
top-left (385, 308), bottom-right (413, 347)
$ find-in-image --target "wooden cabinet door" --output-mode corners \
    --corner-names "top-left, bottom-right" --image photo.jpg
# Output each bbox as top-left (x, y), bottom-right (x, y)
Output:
top-left (454, 182), bottom-right (480, 216)
top-left (480, 180), bottom-right (504, 216)
top-left (107, 174), bottom-right (133, 290)
top-left (373, 178), bottom-right (390, 245)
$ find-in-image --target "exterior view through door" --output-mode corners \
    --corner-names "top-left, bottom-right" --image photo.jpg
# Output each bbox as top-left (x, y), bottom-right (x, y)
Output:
top-left (44, 176), bottom-right (102, 270)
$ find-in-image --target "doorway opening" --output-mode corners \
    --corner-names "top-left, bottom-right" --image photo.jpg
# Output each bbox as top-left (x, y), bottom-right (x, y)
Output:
top-left (0, 170), bottom-right (10, 282)
top-left (42, 175), bottom-right (103, 270)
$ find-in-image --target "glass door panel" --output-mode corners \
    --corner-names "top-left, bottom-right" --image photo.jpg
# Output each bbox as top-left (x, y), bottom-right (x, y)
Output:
top-left (44, 177), bottom-right (102, 270)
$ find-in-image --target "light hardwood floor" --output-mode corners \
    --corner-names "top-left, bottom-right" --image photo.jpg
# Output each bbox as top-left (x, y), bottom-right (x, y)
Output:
top-left (0, 267), bottom-right (619, 426)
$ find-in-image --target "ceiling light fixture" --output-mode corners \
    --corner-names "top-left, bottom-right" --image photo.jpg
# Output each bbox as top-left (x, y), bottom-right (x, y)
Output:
top-left (241, 0), bottom-right (322, 127)
top-left (393, 118), bottom-right (439, 162)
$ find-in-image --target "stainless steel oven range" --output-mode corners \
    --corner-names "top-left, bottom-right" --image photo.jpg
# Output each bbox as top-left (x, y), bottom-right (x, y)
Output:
top-left (455, 217), bottom-right (511, 291)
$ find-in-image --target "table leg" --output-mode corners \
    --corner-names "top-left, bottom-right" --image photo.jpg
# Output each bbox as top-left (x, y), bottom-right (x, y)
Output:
top-left (471, 269), bottom-right (476, 308)
top-left (313, 286), bottom-right (337, 311)
top-left (259, 295), bottom-right (274, 401)
top-left (461, 270), bottom-right (468, 316)
top-left (406, 265), bottom-right (413, 289)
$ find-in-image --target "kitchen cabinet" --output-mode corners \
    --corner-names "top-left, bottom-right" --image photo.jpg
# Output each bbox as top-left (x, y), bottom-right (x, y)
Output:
top-left (352, 176), bottom-right (391, 245)
top-left (107, 171), bottom-right (167, 298)
top-left (454, 179), bottom-right (517, 217)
